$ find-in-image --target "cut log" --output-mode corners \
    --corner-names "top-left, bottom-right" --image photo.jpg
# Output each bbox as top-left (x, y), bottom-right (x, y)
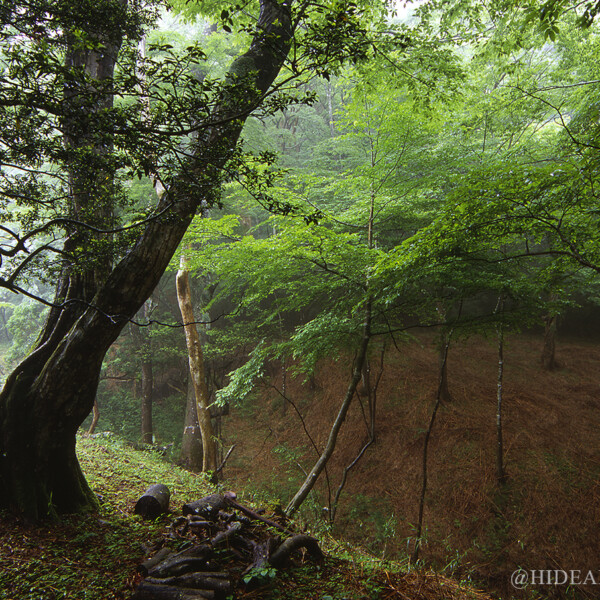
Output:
top-left (148, 546), bottom-right (212, 578)
top-left (138, 547), bottom-right (174, 575)
top-left (135, 484), bottom-right (171, 519)
top-left (182, 494), bottom-right (229, 519)
top-left (131, 581), bottom-right (214, 600)
top-left (269, 534), bottom-right (324, 568)
top-left (144, 573), bottom-right (231, 596)
top-left (188, 519), bottom-right (214, 528)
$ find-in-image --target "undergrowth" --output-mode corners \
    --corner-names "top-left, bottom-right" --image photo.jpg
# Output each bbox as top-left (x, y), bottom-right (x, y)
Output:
top-left (0, 434), bottom-right (212, 600)
top-left (0, 433), bottom-right (493, 600)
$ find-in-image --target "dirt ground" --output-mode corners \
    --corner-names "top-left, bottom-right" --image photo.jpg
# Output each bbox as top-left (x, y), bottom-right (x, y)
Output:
top-left (221, 332), bottom-right (600, 599)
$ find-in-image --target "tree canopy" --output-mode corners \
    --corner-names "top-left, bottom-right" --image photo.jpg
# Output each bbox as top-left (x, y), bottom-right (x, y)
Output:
top-left (1, 0), bottom-right (600, 528)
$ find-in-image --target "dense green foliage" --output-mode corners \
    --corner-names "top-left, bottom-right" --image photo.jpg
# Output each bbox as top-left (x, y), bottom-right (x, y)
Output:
top-left (2, 0), bottom-right (600, 594)
top-left (176, 5), bottom-right (600, 390)
top-left (2, 0), bottom-right (598, 455)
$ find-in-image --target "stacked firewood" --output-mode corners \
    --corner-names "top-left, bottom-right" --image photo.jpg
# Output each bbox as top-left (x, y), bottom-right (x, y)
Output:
top-left (131, 489), bottom-right (323, 599)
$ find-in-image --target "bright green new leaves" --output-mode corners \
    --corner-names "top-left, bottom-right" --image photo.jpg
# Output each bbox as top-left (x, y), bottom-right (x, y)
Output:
top-left (173, 1), bottom-right (600, 404)
top-left (185, 214), bottom-right (377, 336)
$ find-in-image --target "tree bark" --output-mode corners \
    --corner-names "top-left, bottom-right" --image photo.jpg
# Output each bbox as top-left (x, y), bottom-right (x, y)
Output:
top-left (541, 312), bottom-right (557, 371)
top-left (134, 483), bottom-right (171, 519)
top-left (182, 494), bottom-right (228, 519)
top-left (0, 9), bottom-right (126, 518)
top-left (269, 534), bottom-right (324, 567)
top-left (131, 582), bottom-right (214, 600)
top-left (181, 371), bottom-right (203, 471)
top-left (0, 0), bottom-right (293, 519)
top-left (176, 258), bottom-right (217, 473)
top-left (143, 575), bottom-right (230, 595)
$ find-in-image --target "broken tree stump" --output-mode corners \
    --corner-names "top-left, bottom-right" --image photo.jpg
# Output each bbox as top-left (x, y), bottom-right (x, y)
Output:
top-left (135, 484), bottom-right (171, 519)
top-left (249, 537), bottom-right (278, 570)
top-left (182, 494), bottom-right (231, 519)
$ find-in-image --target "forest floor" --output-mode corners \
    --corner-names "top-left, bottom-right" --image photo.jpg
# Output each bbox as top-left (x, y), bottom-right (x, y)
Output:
top-left (222, 331), bottom-right (600, 600)
top-left (0, 435), bottom-right (493, 600)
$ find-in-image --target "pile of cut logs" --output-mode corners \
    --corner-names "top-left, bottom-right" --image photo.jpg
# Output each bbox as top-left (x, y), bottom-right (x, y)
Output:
top-left (131, 486), bottom-right (323, 599)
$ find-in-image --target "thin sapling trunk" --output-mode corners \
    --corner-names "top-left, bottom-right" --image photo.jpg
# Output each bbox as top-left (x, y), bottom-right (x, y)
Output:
top-left (412, 334), bottom-right (452, 564)
top-left (496, 296), bottom-right (507, 485)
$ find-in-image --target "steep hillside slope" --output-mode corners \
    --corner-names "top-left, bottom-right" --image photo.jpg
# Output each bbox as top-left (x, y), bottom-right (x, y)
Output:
top-left (222, 332), bottom-right (600, 598)
top-left (0, 436), bottom-right (493, 600)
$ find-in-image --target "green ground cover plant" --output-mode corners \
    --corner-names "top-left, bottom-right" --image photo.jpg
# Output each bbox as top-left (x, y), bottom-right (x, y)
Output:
top-left (0, 434), bottom-right (493, 600)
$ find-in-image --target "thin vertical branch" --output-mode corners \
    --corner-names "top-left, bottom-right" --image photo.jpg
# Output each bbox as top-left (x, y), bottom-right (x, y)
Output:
top-left (412, 332), bottom-right (452, 564)
top-left (495, 294), bottom-right (507, 485)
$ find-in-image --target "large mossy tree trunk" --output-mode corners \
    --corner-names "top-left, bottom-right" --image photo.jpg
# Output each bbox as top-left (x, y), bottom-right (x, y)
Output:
top-left (0, 0), bottom-right (293, 519)
top-left (0, 11), bottom-right (127, 518)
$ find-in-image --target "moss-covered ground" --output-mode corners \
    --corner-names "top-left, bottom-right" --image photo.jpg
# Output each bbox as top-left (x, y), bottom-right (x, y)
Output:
top-left (0, 434), bottom-right (493, 600)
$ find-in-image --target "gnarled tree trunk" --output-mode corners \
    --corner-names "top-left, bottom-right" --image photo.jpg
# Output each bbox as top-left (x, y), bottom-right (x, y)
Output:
top-left (0, 0), bottom-right (293, 519)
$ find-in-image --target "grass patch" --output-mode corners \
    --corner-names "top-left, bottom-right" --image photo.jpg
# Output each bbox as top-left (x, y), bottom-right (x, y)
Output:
top-left (0, 434), bottom-right (493, 600)
top-left (0, 434), bottom-right (212, 600)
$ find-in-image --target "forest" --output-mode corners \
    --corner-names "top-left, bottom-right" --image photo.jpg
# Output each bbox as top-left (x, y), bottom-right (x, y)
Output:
top-left (1, 0), bottom-right (600, 598)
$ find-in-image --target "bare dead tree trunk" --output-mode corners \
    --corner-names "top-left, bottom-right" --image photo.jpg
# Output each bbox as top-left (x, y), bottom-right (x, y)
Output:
top-left (181, 371), bottom-right (203, 472)
top-left (176, 257), bottom-right (217, 473)
top-left (412, 334), bottom-right (452, 564)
